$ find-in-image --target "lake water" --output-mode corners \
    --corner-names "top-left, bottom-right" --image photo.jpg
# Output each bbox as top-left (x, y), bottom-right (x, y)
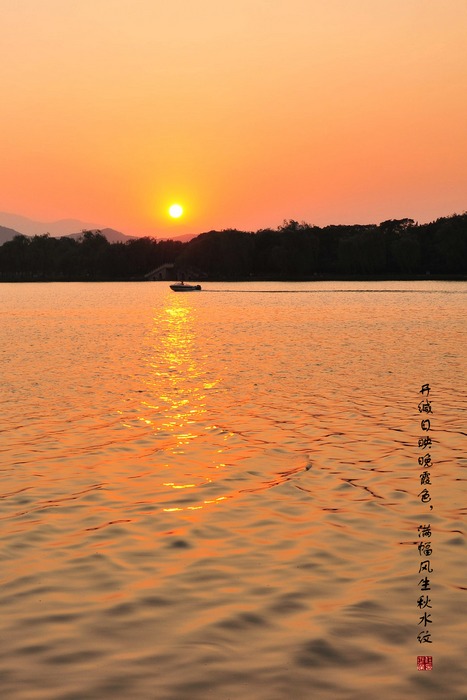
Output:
top-left (1, 281), bottom-right (466, 700)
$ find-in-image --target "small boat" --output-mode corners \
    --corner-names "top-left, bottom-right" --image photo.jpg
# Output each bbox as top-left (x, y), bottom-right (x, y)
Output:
top-left (170, 282), bottom-right (202, 292)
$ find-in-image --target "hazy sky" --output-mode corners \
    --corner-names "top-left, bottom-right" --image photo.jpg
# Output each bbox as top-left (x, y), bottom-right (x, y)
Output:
top-left (1, 0), bottom-right (466, 237)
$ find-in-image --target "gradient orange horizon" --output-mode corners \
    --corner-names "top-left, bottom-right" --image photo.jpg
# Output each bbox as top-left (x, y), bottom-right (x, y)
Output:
top-left (1, 0), bottom-right (466, 238)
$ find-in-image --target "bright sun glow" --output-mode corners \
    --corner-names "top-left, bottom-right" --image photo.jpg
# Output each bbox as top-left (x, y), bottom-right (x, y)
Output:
top-left (169, 203), bottom-right (183, 218)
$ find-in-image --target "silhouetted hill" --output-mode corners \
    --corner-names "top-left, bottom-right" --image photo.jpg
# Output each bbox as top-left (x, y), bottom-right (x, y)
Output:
top-left (166, 232), bottom-right (198, 243)
top-left (67, 228), bottom-right (137, 243)
top-left (0, 212), bottom-right (98, 237)
top-left (0, 224), bottom-right (135, 245)
top-left (0, 225), bottom-right (23, 245)
top-left (0, 212), bottom-right (200, 244)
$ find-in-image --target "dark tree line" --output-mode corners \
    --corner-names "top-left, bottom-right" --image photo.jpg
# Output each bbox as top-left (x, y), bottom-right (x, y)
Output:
top-left (0, 231), bottom-right (184, 281)
top-left (0, 214), bottom-right (466, 281)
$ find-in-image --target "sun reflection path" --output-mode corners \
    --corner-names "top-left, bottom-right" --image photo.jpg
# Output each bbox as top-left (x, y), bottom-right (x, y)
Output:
top-left (138, 295), bottom-right (228, 513)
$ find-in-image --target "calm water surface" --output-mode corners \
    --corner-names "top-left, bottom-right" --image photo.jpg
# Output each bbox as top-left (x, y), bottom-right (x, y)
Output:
top-left (1, 281), bottom-right (466, 700)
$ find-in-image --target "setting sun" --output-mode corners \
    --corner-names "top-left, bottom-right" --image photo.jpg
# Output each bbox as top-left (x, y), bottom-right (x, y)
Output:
top-left (169, 203), bottom-right (183, 219)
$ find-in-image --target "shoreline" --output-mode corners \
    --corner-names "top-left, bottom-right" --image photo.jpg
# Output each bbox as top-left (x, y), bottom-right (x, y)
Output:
top-left (1, 274), bottom-right (466, 283)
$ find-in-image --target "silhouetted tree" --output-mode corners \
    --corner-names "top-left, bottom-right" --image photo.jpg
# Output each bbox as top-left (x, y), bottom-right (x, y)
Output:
top-left (0, 214), bottom-right (465, 280)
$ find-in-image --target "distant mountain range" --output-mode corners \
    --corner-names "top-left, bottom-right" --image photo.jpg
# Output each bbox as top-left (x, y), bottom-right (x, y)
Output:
top-left (0, 212), bottom-right (99, 237)
top-left (0, 212), bottom-right (196, 245)
top-left (0, 225), bottom-right (22, 245)
top-left (66, 228), bottom-right (138, 243)
top-left (0, 223), bottom-right (136, 245)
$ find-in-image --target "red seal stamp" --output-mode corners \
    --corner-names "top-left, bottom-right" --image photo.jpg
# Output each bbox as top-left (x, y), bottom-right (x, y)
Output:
top-left (417, 656), bottom-right (433, 670)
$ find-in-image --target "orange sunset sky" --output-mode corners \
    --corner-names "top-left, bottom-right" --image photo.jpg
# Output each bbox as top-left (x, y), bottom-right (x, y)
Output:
top-left (1, 0), bottom-right (466, 238)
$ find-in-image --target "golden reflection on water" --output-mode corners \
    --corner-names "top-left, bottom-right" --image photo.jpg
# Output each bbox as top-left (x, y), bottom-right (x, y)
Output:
top-left (153, 298), bottom-right (206, 433)
top-left (1, 282), bottom-right (466, 700)
top-left (140, 294), bottom-right (227, 512)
